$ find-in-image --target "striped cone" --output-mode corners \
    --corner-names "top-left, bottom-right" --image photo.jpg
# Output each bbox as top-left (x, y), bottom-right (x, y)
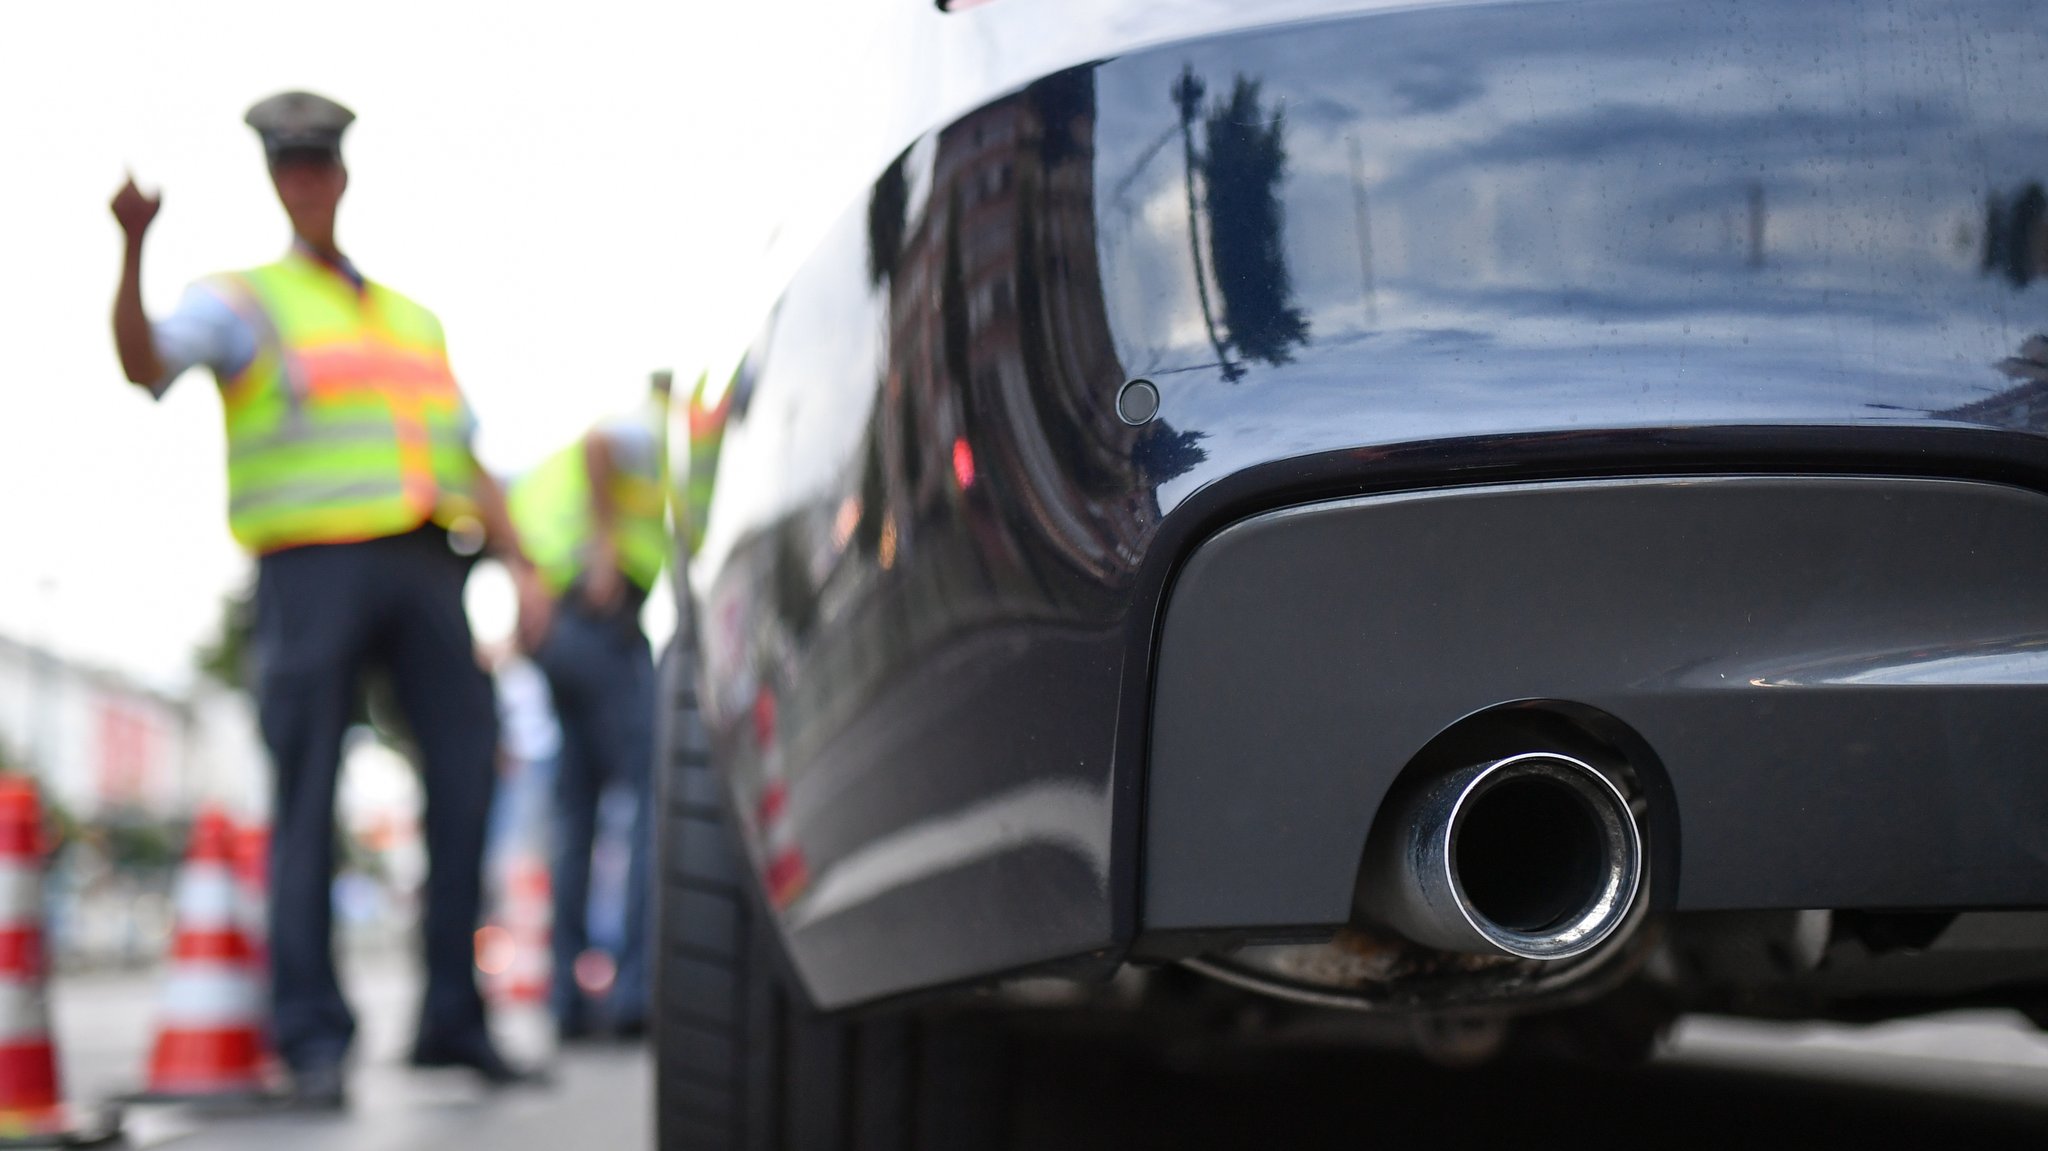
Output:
top-left (130, 809), bottom-right (278, 1105)
top-left (0, 777), bottom-right (119, 1146)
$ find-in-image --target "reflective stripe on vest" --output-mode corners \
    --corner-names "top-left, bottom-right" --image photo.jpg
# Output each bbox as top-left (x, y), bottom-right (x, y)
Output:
top-left (217, 255), bottom-right (477, 553)
top-left (509, 398), bottom-right (670, 596)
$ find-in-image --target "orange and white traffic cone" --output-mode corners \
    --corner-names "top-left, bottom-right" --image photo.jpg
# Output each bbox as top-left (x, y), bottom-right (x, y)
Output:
top-left (478, 853), bottom-right (550, 1009)
top-left (128, 809), bottom-right (278, 1106)
top-left (0, 776), bottom-right (119, 1146)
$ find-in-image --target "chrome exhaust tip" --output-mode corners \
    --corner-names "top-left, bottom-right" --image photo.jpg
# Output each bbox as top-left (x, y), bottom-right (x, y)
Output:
top-left (1359, 752), bottom-right (1643, 961)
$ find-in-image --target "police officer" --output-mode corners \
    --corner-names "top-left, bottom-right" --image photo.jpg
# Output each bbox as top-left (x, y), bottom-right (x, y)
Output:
top-left (507, 371), bottom-right (669, 1039)
top-left (108, 91), bottom-right (548, 1105)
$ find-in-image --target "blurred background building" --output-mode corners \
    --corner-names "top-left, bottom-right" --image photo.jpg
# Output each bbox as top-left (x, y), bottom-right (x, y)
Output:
top-left (0, 631), bottom-right (264, 821)
top-left (0, 629), bottom-right (428, 968)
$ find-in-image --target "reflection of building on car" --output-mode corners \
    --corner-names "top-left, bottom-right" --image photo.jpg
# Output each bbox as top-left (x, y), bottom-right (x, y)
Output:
top-left (656, 1), bottom-right (2048, 1147)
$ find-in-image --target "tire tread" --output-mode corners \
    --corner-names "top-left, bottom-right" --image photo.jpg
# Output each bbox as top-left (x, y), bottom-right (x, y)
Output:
top-left (654, 642), bottom-right (1009, 1151)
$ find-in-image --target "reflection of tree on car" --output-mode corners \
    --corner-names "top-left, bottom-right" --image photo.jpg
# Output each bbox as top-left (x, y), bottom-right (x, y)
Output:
top-left (1194, 72), bottom-right (1311, 370)
top-left (1984, 180), bottom-right (2046, 288)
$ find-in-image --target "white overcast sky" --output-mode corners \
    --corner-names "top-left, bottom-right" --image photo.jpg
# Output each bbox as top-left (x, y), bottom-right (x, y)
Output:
top-left (0, 0), bottom-right (894, 687)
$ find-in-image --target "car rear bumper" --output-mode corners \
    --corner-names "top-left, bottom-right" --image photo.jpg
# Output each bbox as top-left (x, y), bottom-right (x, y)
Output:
top-left (1145, 472), bottom-right (2048, 945)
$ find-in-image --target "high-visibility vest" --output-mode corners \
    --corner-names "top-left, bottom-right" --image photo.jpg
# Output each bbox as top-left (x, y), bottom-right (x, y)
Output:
top-left (681, 369), bottom-right (730, 557)
top-left (510, 396), bottom-right (670, 596)
top-left (212, 253), bottom-right (478, 554)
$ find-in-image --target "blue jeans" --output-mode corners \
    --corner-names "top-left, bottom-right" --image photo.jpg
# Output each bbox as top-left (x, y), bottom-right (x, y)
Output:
top-left (533, 593), bottom-right (655, 1028)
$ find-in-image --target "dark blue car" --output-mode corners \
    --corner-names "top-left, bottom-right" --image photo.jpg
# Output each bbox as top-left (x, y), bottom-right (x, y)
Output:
top-left (656, 1), bottom-right (2048, 1145)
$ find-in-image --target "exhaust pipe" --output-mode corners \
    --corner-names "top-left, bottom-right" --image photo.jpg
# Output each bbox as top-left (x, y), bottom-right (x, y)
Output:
top-left (1358, 752), bottom-right (1642, 961)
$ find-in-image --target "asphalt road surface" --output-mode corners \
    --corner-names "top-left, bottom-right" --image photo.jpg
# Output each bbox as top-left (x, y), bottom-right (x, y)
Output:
top-left (49, 950), bottom-right (647, 1151)
top-left (41, 954), bottom-right (2048, 1149)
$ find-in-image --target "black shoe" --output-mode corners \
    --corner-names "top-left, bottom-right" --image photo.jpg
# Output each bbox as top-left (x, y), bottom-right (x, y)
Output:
top-left (609, 1016), bottom-right (648, 1043)
top-left (409, 1034), bottom-right (549, 1087)
top-left (286, 1062), bottom-right (348, 1111)
top-left (555, 1014), bottom-right (598, 1046)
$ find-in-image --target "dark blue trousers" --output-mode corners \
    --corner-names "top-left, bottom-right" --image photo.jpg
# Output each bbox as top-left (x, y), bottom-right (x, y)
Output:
top-left (532, 592), bottom-right (654, 1029)
top-left (253, 527), bottom-right (497, 1071)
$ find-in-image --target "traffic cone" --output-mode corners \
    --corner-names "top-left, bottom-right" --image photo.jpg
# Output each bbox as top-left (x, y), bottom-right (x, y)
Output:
top-left (128, 809), bottom-right (278, 1105)
top-left (0, 776), bottom-right (119, 1146)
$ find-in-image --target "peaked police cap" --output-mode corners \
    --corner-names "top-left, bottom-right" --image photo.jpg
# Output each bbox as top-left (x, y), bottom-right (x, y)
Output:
top-left (244, 91), bottom-right (355, 161)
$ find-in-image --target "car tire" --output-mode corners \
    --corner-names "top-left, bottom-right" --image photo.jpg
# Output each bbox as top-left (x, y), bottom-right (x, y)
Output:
top-left (654, 644), bottom-right (1013, 1151)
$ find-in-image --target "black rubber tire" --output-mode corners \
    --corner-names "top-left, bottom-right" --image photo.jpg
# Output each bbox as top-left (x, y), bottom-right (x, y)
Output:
top-left (654, 645), bottom-right (1011, 1151)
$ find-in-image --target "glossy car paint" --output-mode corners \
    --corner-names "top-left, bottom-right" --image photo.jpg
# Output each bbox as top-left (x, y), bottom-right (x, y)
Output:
top-left (683, 0), bottom-right (2048, 1009)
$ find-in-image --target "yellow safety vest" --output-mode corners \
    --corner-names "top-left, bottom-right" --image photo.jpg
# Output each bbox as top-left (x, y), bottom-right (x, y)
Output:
top-left (510, 397), bottom-right (670, 596)
top-left (213, 253), bottom-right (478, 553)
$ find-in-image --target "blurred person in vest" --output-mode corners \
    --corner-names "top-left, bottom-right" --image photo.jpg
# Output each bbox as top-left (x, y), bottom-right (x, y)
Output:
top-left (107, 91), bottom-right (550, 1106)
top-left (506, 370), bottom-right (671, 1041)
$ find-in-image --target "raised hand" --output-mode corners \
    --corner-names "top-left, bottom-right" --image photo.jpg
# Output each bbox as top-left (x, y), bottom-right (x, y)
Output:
top-left (110, 176), bottom-right (162, 242)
